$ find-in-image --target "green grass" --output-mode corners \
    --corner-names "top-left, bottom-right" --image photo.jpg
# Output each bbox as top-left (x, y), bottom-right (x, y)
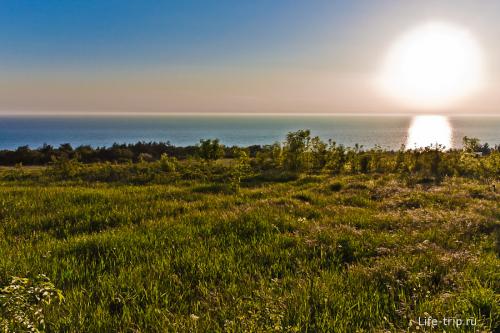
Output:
top-left (0, 169), bottom-right (499, 332)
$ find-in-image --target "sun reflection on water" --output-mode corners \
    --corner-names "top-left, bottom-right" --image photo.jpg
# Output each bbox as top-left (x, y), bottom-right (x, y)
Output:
top-left (406, 115), bottom-right (452, 149)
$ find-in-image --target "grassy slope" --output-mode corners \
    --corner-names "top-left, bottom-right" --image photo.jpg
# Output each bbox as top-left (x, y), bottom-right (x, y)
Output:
top-left (0, 173), bottom-right (499, 332)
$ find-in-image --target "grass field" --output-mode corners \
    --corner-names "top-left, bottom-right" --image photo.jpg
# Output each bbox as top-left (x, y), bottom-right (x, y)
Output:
top-left (0, 165), bottom-right (499, 332)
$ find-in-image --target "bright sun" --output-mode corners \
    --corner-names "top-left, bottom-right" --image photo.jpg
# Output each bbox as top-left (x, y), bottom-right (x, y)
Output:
top-left (377, 21), bottom-right (484, 109)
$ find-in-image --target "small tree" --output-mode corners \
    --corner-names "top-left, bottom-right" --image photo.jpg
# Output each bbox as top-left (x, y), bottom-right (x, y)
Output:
top-left (310, 136), bottom-right (328, 171)
top-left (198, 139), bottom-right (224, 162)
top-left (229, 150), bottom-right (251, 193)
top-left (49, 156), bottom-right (82, 179)
top-left (255, 143), bottom-right (282, 170)
top-left (326, 141), bottom-right (346, 174)
top-left (283, 130), bottom-right (312, 172)
top-left (462, 136), bottom-right (481, 153)
top-left (359, 154), bottom-right (371, 174)
top-left (159, 153), bottom-right (177, 172)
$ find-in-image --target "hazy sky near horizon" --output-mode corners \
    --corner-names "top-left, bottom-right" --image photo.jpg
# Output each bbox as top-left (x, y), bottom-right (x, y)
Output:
top-left (1, 0), bottom-right (499, 114)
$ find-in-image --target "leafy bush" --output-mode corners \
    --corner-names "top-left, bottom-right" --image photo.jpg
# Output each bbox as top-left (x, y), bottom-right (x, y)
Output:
top-left (230, 150), bottom-right (251, 191)
top-left (47, 157), bottom-right (82, 179)
top-left (283, 130), bottom-right (312, 172)
top-left (198, 139), bottom-right (224, 161)
top-left (0, 274), bottom-right (63, 333)
top-left (159, 153), bottom-right (177, 172)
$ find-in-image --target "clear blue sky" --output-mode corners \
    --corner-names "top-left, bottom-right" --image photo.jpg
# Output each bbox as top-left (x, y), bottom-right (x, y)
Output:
top-left (0, 0), bottom-right (499, 114)
top-left (0, 1), bottom-right (361, 70)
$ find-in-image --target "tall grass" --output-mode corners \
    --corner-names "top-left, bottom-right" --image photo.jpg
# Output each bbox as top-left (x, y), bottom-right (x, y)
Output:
top-left (0, 165), bottom-right (498, 331)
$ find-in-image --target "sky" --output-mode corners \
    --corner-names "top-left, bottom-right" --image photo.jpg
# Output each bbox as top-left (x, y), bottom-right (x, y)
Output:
top-left (0, 0), bottom-right (499, 115)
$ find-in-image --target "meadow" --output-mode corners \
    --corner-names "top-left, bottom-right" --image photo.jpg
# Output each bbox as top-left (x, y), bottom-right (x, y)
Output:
top-left (0, 131), bottom-right (499, 332)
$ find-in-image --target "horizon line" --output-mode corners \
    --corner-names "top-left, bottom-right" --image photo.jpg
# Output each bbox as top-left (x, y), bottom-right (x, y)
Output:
top-left (0, 111), bottom-right (499, 117)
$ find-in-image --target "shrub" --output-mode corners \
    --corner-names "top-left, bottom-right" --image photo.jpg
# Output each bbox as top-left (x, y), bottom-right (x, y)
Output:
top-left (47, 157), bottom-right (82, 179)
top-left (0, 274), bottom-right (63, 333)
top-left (329, 182), bottom-right (343, 192)
top-left (254, 143), bottom-right (282, 170)
top-left (325, 141), bottom-right (347, 174)
top-left (283, 130), bottom-right (312, 172)
top-left (229, 150), bottom-right (251, 192)
top-left (159, 153), bottom-right (177, 172)
top-left (198, 139), bottom-right (224, 161)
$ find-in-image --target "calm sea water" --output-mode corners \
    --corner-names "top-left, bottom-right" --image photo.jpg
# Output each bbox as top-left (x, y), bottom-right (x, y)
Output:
top-left (0, 115), bottom-right (498, 150)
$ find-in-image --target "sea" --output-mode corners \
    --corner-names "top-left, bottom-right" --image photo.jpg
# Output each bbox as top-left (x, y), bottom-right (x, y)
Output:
top-left (0, 114), bottom-right (498, 150)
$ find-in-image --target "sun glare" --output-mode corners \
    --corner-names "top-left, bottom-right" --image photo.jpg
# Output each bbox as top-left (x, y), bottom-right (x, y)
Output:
top-left (406, 115), bottom-right (452, 149)
top-left (378, 21), bottom-right (484, 109)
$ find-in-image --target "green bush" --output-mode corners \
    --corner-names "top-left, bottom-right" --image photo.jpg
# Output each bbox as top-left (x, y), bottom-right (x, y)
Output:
top-left (198, 139), bottom-right (224, 161)
top-left (0, 275), bottom-right (63, 333)
top-left (159, 153), bottom-right (177, 172)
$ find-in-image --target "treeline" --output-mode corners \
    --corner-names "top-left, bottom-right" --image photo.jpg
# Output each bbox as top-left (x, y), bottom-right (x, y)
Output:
top-left (2, 131), bottom-right (499, 186)
top-left (0, 132), bottom-right (497, 167)
top-left (0, 141), bottom-right (265, 166)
